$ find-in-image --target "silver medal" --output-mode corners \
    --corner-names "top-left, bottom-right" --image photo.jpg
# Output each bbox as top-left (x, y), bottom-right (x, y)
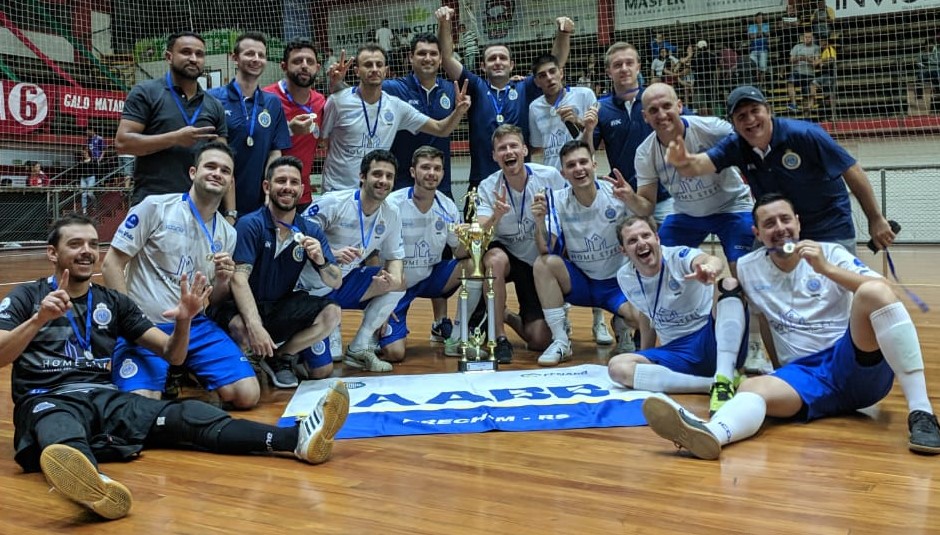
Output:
top-left (83, 349), bottom-right (94, 361)
top-left (246, 136), bottom-right (254, 147)
top-left (496, 113), bottom-right (504, 123)
top-left (367, 137), bottom-right (375, 148)
top-left (782, 242), bottom-right (796, 254)
top-left (549, 107), bottom-right (557, 116)
top-left (293, 231), bottom-right (305, 244)
top-left (207, 253), bottom-right (215, 262)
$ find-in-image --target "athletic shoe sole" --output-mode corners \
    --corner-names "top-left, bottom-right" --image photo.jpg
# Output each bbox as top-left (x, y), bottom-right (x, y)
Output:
top-left (642, 397), bottom-right (721, 460)
top-left (40, 444), bottom-right (133, 519)
top-left (303, 381), bottom-right (351, 464)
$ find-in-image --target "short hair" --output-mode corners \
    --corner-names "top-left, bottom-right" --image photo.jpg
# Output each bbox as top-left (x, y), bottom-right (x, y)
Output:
top-left (360, 149), bottom-right (398, 176)
top-left (752, 192), bottom-right (796, 224)
top-left (605, 42), bottom-right (639, 67)
top-left (356, 43), bottom-right (387, 64)
top-left (193, 140), bottom-right (234, 167)
top-left (282, 38), bottom-right (318, 64)
top-left (491, 124), bottom-right (524, 146)
top-left (483, 43), bottom-right (512, 61)
top-left (411, 145), bottom-right (444, 167)
top-left (265, 155), bottom-right (303, 182)
top-left (531, 54), bottom-right (560, 75)
top-left (615, 215), bottom-right (658, 247)
top-left (559, 140), bottom-right (592, 164)
top-left (233, 31), bottom-right (268, 55)
top-left (410, 33), bottom-right (440, 54)
top-left (166, 31), bottom-right (205, 52)
top-left (48, 213), bottom-right (97, 247)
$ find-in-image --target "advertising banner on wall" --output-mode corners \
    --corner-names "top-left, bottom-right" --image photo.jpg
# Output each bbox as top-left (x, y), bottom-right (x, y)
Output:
top-left (327, 0), bottom-right (442, 54)
top-left (0, 81), bottom-right (126, 137)
top-left (471, 0), bottom-right (599, 45)
top-left (614, 0), bottom-right (784, 30)
top-left (831, 0), bottom-right (940, 18)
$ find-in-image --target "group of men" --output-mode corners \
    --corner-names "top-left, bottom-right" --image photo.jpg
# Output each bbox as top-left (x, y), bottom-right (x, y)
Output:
top-left (3, 12), bottom-right (940, 523)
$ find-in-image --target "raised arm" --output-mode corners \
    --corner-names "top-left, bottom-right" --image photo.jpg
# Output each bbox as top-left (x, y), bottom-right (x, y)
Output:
top-left (436, 6), bottom-right (464, 81)
top-left (419, 80), bottom-right (470, 136)
top-left (551, 17), bottom-right (575, 69)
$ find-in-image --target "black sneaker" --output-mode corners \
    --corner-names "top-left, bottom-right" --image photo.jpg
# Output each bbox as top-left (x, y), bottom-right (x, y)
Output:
top-left (494, 336), bottom-right (513, 364)
top-left (430, 317), bottom-right (454, 342)
top-left (908, 410), bottom-right (940, 454)
top-left (163, 365), bottom-right (186, 400)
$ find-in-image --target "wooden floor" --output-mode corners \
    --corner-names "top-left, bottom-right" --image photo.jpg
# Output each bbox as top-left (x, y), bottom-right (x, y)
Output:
top-left (1, 246), bottom-right (940, 534)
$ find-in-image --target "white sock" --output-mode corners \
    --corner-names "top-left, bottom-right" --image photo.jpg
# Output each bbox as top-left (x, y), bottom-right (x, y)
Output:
top-left (715, 296), bottom-right (747, 380)
top-left (592, 307), bottom-right (605, 324)
top-left (450, 280), bottom-right (483, 342)
top-left (870, 302), bottom-right (934, 414)
top-left (633, 363), bottom-right (712, 393)
top-left (350, 291), bottom-right (405, 351)
top-left (704, 391), bottom-right (766, 446)
top-left (543, 307), bottom-right (569, 344)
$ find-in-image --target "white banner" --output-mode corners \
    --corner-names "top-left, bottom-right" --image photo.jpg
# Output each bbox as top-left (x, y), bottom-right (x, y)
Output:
top-left (327, 0), bottom-right (442, 55)
top-left (614, 0), bottom-right (785, 30)
top-left (472, 0), bottom-right (599, 45)
top-left (832, 0), bottom-right (940, 18)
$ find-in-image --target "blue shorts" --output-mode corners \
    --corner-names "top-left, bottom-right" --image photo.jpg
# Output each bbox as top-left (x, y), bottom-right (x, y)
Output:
top-left (328, 266), bottom-right (383, 309)
top-left (771, 329), bottom-right (894, 422)
top-left (380, 260), bottom-right (459, 347)
top-left (638, 316), bottom-right (748, 376)
top-left (659, 212), bottom-right (754, 262)
top-left (563, 260), bottom-right (628, 314)
top-left (112, 316), bottom-right (255, 392)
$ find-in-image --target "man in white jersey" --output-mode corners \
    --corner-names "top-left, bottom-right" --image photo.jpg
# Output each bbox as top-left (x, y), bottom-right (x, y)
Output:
top-left (379, 146), bottom-right (479, 362)
top-left (528, 54), bottom-right (597, 170)
top-left (635, 83), bottom-right (754, 271)
top-left (300, 150), bottom-right (406, 372)
top-left (102, 141), bottom-right (260, 408)
top-left (320, 43), bottom-right (470, 192)
top-left (477, 124), bottom-right (567, 363)
top-left (611, 215), bottom-right (749, 415)
top-left (532, 140), bottom-right (645, 366)
top-left (643, 194), bottom-right (940, 459)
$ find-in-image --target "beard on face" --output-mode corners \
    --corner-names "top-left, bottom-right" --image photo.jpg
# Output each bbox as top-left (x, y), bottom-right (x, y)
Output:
top-left (171, 61), bottom-right (202, 81)
top-left (288, 70), bottom-right (315, 88)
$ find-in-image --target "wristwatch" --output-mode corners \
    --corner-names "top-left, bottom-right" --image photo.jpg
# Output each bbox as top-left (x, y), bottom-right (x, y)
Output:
top-left (224, 210), bottom-right (238, 219)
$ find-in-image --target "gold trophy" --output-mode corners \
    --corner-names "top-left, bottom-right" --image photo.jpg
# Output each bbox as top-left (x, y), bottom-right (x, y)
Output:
top-left (451, 188), bottom-right (498, 372)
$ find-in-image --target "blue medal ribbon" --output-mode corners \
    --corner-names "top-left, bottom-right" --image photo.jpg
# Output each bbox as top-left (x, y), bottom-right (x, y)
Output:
top-left (50, 276), bottom-right (93, 355)
top-left (502, 165), bottom-right (532, 233)
top-left (546, 188), bottom-right (564, 255)
top-left (488, 85), bottom-right (508, 122)
top-left (637, 259), bottom-right (666, 326)
top-left (885, 250), bottom-right (929, 312)
top-left (166, 72), bottom-right (203, 126)
top-left (232, 81), bottom-right (260, 146)
top-left (408, 188), bottom-right (456, 223)
top-left (183, 194), bottom-right (219, 256)
top-left (355, 87), bottom-right (382, 146)
top-left (355, 190), bottom-right (379, 252)
top-left (551, 86), bottom-right (569, 114)
top-left (279, 80), bottom-right (313, 114)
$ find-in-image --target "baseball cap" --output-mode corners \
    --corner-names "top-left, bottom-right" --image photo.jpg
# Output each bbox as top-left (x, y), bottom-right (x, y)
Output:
top-left (696, 40), bottom-right (708, 49)
top-left (726, 85), bottom-right (768, 116)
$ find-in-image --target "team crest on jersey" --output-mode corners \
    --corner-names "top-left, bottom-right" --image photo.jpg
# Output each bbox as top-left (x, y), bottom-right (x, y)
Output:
top-left (258, 109), bottom-right (272, 128)
top-left (0, 297), bottom-right (9, 313)
top-left (32, 401), bottom-right (55, 414)
top-left (440, 94), bottom-right (452, 109)
top-left (125, 214), bottom-right (140, 229)
top-left (375, 222), bottom-right (386, 235)
top-left (781, 150), bottom-right (801, 170)
top-left (312, 340), bottom-right (327, 355)
top-left (92, 303), bottom-right (112, 326)
top-left (435, 219), bottom-right (445, 231)
top-left (508, 88), bottom-right (518, 100)
top-left (292, 244), bottom-right (305, 262)
top-left (383, 110), bottom-right (395, 123)
top-left (604, 206), bottom-right (617, 220)
top-left (805, 277), bottom-right (823, 293)
top-left (306, 204), bottom-right (320, 217)
top-left (212, 240), bottom-right (223, 253)
top-left (119, 358), bottom-right (139, 379)
top-left (668, 278), bottom-right (681, 292)
top-left (678, 247), bottom-right (691, 258)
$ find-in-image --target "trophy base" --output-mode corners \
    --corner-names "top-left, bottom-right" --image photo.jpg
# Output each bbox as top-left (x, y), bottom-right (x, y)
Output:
top-left (458, 359), bottom-right (498, 373)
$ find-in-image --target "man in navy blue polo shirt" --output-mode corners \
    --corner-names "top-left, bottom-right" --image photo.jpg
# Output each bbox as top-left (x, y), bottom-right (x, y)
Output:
top-left (116, 31), bottom-right (228, 206)
top-left (209, 32), bottom-right (291, 224)
top-left (664, 85), bottom-right (896, 253)
top-left (436, 6), bottom-right (574, 192)
top-left (214, 156), bottom-right (342, 389)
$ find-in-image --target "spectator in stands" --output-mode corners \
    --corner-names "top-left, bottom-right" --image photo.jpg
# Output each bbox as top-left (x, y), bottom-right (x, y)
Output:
top-left (85, 127), bottom-right (105, 163)
top-left (457, 22), bottom-right (479, 74)
top-left (650, 32), bottom-right (677, 59)
top-left (810, 0), bottom-right (836, 41)
top-left (577, 58), bottom-right (596, 88)
top-left (748, 12), bottom-right (770, 84)
top-left (77, 147), bottom-right (98, 213)
top-left (916, 37), bottom-right (940, 112)
top-left (376, 20), bottom-right (394, 57)
top-left (674, 44), bottom-right (696, 104)
top-left (27, 161), bottom-right (48, 188)
top-left (809, 36), bottom-right (837, 111)
top-left (691, 40), bottom-right (720, 115)
top-left (786, 31), bottom-right (819, 112)
top-left (651, 47), bottom-right (679, 85)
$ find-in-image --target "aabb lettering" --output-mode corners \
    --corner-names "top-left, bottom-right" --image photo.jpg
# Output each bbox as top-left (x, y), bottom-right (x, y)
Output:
top-left (356, 383), bottom-right (610, 407)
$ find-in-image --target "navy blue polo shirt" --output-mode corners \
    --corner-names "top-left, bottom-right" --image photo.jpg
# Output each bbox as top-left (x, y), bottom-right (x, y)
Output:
top-left (593, 88), bottom-right (670, 203)
top-left (707, 117), bottom-right (856, 241)
top-left (209, 81), bottom-right (291, 215)
top-left (233, 206), bottom-right (336, 302)
top-left (459, 67), bottom-right (542, 187)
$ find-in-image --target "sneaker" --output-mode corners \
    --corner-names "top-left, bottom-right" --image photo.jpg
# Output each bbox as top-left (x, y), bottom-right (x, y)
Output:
top-left (259, 355), bottom-right (299, 388)
top-left (443, 337), bottom-right (463, 357)
top-left (709, 374), bottom-right (735, 417)
top-left (538, 339), bottom-right (572, 367)
top-left (593, 319), bottom-right (614, 345)
top-left (329, 327), bottom-right (343, 363)
top-left (343, 347), bottom-right (393, 372)
top-left (295, 380), bottom-right (350, 464)
top-left (493, 336), bottom-right (513, 364)
top-left (430, 318), bottom-right (454, 342)
top-left (744, 340), bottom-right (774, 375)
top-left (163, 364), bottom-right (186, 400)
top-left (39, 444), bottom-right (133, 519)
top-left (908, 410), bottom-right (940, 454)
top-left (642, 396), bottom-right (721, 460)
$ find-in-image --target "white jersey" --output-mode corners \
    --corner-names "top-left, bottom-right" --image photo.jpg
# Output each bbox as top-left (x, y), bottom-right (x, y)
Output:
top-left (635, 116), bottom-right (752, 217)
top-left (298, 189), bottom-right (404, 292)
top-left (546, 181), bottom-right (631, 279)
top-left (386, 188), bottom-right (461, 288)
top-left (321, 87), bottom-right (429, 191)
top-left (477, 163), bottom-right (567, 265)
top-left (737, 243), bottom-right (881, 366)
top-left (528, 87), bottom-right (597, 170)
top-left (110, 193), bottom-right (236, 324)
top-left (617, 245), bottom-right (713, 344)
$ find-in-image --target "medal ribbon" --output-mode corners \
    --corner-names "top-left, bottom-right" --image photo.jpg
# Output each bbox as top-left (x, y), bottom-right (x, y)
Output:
top-left (166, 72), bottom-right (203, 126)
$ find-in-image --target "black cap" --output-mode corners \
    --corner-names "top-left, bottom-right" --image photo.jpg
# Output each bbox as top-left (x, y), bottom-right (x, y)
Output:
top-left (726, 85), bottom-right (768, 117)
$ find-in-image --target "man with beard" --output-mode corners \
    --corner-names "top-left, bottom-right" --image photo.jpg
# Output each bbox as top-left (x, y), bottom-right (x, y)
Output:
top-left (300, 150), bottom-right (406, 372)
top-left (212, 156), bottom-right (342, 388)
top-left (102, 142), bottom-right (260, 408)
top-left (116, 31), bottom-right (228, 206)
top-left (320, 44), bottom-right (470, 192)
top-left (209, 32), bottom-right (291, 222)
top-left (263, 38), bottom-right (327, 213)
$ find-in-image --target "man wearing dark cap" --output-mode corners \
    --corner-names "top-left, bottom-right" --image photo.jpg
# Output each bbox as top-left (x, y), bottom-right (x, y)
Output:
top-left (665, 85), bottom-right (895, 254)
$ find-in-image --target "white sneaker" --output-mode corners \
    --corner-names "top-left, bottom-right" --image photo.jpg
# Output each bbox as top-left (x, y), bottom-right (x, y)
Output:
top-left (295, 380), bottom-right (350, 464)
top-left (40, 444), bottom-right (133, 519)
top-left (343, 346), bottom-right (393, 372)
top-left (744, 340), bottom-right (774, 375)
top-left (537, 339), bottom-right (572, 367)
top-left (612, 315), bottom-right (635, 354)
top-left (593, 319), bottom-right (614, 345)
top-left (329, 327), bottom-right (343, 363)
